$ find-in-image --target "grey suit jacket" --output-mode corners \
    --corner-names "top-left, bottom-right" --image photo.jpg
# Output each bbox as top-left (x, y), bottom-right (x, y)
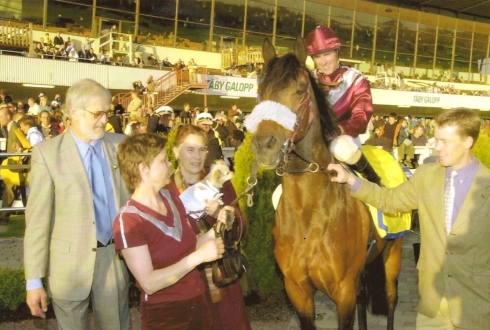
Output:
top-left (353, 160), bottom-right (490, 329)
top-left (24, 131), bottom-right (130, 301)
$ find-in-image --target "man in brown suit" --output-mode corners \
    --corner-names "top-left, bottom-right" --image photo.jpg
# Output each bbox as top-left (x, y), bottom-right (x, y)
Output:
top-left (328, 108), bottom-right (490, 329)
top-left (24, 79), bottom-right (131, 329)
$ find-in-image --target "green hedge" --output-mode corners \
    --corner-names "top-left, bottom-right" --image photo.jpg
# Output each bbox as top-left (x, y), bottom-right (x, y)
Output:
top-left (232, 133), bottom-right (284, 296)
top-left (0, 268), bottom-right (26, 311)
top-left (473, 132), bottom-right (490, 168)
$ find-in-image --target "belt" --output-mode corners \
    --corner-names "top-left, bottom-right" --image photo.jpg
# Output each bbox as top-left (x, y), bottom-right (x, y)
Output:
top-left (97, 238), bottom-right (114, 248)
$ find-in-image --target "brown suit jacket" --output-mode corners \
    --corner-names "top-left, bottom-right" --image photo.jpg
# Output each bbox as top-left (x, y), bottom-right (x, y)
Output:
top-left (6, 120), bottom-right (20, 152)
top-left (24, 131), bottom-right (130, 300)
top-left (353, 160), bottom-right (490, 329)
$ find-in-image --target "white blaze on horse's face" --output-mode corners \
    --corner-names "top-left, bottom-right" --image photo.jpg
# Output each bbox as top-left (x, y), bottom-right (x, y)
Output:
top-left (245, 100), bottom-right (297, 169)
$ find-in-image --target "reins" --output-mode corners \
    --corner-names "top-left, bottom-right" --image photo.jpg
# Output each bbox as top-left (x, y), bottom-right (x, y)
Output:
top-left (275, 68), bottom-right (334, 177)
top-left (211, 161), bottom-right (258, 287)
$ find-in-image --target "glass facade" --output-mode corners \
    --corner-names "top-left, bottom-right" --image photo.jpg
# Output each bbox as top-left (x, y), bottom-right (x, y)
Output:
top-left (18, 0), bottom-right (490, 83)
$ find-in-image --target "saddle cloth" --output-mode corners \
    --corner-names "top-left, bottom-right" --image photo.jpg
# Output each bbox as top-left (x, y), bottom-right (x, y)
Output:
top-left (361, 145), bottom-right (412, 239)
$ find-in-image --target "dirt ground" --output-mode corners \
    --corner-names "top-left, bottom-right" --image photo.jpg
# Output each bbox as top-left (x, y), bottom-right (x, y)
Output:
top-left (0, 295), bottom-right (299, 330)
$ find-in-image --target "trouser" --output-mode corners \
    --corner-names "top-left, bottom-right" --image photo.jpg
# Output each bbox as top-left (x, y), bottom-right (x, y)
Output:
top-left (51, 244), bottom-right (130, 330)
top-left (0, 183), bottom-right (16, 223)
top-left (398, 144), bottom-right (415, 161)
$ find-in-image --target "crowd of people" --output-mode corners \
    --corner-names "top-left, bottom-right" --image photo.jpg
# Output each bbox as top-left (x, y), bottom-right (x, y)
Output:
top-left (0, 23), bottom-right (488, 330)
top-left (29, 31), bottom-right (200, 71)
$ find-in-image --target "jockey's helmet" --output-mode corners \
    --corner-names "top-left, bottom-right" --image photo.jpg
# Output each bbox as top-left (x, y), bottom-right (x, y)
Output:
top-left (305, 26), bottom-right (342, 56)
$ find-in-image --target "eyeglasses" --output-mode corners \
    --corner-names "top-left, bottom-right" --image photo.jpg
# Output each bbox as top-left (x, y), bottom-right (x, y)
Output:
top-left (82, 108), bottom-right (109, 119)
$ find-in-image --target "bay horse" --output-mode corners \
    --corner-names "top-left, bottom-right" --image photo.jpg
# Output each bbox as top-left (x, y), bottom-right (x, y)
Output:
top-left (246, 37), bottom-right (403, 330)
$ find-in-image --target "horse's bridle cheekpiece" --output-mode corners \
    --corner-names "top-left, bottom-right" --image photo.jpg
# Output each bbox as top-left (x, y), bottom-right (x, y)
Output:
top-left (245, 68), bottom-right (317, 176)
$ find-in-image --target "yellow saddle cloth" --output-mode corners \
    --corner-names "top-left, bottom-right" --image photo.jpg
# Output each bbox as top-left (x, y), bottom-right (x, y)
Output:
top-left (361, 145), bottom-right (412, 239)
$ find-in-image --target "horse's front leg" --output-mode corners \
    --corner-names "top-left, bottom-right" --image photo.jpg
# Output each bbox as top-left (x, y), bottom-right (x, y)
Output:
top-left (334, 279), bottom-right (358, 330)
top-left (284, 277), bottom-right (316, 330)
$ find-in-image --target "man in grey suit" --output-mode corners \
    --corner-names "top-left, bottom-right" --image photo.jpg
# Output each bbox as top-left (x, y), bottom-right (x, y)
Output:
top-left (0, 106), bottom-right (21, 225)
top-left (24, 79), bottom-right (131, 329)
top-left (328, 108), bottom-right (490, 329)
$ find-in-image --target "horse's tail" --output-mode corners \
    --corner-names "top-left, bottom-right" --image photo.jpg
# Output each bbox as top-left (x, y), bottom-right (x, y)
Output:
top-left (363, 234), bottom-right (389, 316)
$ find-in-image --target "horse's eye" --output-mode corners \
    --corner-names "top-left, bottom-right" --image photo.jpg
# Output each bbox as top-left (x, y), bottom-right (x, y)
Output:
top-left (296, 90), bottom-right (306, 95)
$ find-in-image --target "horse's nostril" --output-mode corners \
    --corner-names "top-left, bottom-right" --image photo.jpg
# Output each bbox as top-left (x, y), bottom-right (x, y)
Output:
top-left (266, 135), bottom-right (276, 149)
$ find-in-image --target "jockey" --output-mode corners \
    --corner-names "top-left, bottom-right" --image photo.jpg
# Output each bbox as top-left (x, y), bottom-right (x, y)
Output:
top-left (305, 26), bottom-right (380, 185)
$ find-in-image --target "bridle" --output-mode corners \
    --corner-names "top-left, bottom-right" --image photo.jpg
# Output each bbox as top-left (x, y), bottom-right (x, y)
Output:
top-left (275, 68), bottom-right (333, 176)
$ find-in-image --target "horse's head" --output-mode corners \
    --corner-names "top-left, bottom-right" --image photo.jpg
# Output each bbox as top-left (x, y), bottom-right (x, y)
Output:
top-left (245, 37), bottom-right (336, 170)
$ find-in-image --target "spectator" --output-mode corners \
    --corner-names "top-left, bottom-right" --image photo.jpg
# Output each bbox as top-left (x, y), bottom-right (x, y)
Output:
top-left (195, 112), bottom-right (224, 168)
top-left (124, 115), bottom-right (147, 135)
top-left (17, 101), bottom-right (25, 113)
top-left (188, 58), bottom-right (197, 83)
top-left (162, 57), bottom-right (173, 67)
top-left (44, 33), bottom-right (53, 47)
top-left (231, 129), bottom-right (245, 149)
top-left (18, 115), bottom-right (44, 146)
top-left (127, 91), bottom-right (143, 115)
top-left (87, 48), bottom-right (97, 63)
top-left (147, 54), bottom-right (158, 66)
top-left (67, 49), bottom-right (79, 62)
top-left (396, 117), bottom-right (414, 168)
top-left (27, 98), bottom-right (41, 116)
top-left (108, 107), bottom-right (123, 134)
top-left (155, 105), bottom-right (174, 134)
top-left (65, 40), bottom-right (76, 54)
top-left (53, 32), bottom-right (64, 49)
top-left (34, 43), bottom-right (45, 58)
top-left (38, 95), bottom-right (50, 112)
top-left (212, 112), bottom-right (229, 143)
top-left (146, 76), bottom-right (156, 107)
top-left (133, 45), bottom-right (143, 67)
top-left (78, 44), bottom-right (89, 62)
top-left (365, 112), bottom-right (398, 152)
top-left (411, 124), bottom-right (429, 146)
top-left (179, 102), bottom-right (192, 124)
top-left (146, 106), bottom-right (159, 134)
top-left (38, 110), bottom-right (59, 140)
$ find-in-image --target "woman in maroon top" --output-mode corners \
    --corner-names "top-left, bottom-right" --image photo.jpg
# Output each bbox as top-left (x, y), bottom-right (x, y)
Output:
top-left (113, 133), bottom-right (229, 330)
top-left (166, 124), bottom-right (252, 330)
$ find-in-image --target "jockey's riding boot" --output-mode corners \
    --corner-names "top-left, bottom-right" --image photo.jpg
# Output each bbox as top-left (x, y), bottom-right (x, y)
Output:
top-left (329, 134), bottom-right (382, 186)
top-left (346, 152), bottom-right (382, 186)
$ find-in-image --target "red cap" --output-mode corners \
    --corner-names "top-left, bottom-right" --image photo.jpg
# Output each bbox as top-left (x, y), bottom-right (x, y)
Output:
top-left (305, 26), bottom-right (341, 56)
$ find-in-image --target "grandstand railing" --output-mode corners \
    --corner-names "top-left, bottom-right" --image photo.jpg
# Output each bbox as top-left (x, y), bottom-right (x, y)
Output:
top-left (117, 65), bottom-right (208, 115)
top-left (0, 21), bottom-right (33, 53)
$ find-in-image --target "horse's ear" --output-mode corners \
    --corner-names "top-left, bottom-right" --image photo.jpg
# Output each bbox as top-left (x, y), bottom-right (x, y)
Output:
top-left (294, 36), bottom-right (307, 65)
top-left (262, 38), bottom-right (276, 64)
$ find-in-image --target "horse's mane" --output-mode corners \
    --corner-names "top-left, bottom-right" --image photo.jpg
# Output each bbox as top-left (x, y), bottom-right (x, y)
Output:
top-left (259, 53), bottom-right (338, 145)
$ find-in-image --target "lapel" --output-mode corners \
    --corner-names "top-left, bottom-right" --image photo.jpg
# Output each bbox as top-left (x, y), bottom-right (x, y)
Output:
top-left (59, 132), bottom-right (93, 207)
top-left (428, 165), bottom-right (447, 233)
top-left (452, 163), bottom-right (490, 233)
